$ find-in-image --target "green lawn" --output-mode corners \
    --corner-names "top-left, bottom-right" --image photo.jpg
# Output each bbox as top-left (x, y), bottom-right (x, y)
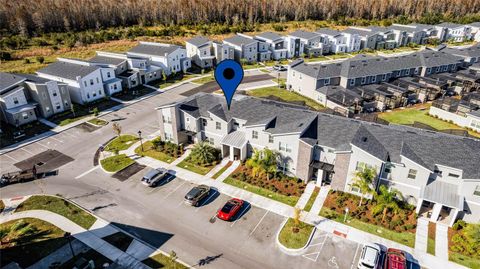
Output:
top-left (329, 53), bottom-right (351, 59)
top-left (320, 208), bottom-right (415, 248)
top-left (0, 200), bottom-right (5, 213)
top-left (143, 253), bottom-right (188, 269)
top-left (134, 140), bottom-right (177, 163)
top-left (149, 73), bottom-right (199, 89)
top-left (303, 188), bottom-right (319, 212)
top-left (427, 222), bottom-right (436, 255)
top-left (100, 154), bottom-right (135, 172)
top-left (450, 252), bottom-right (480, 269)
top-left (278, 218), bottom-right (315, 249)
top-left (177, 159), bottom-right (215, 175)
top-left (427, 238), bottom-right (436, 255)
top-left (15, 195), bottom-right (96, 229)
top-left (104, 134), bottom-right (139, 152)
top-left (247, 87), bottom-right (325, 111)
top-left (191, 75), bottom-right (214, 84)
top-left (212, 162), bottom-right (233, 179)
top-left (223, 176), bottom-right (300, 206)
top-left (378, 105), bottom-right (480, 138)
top-left (87, 118), bottom-right (108, 126)
top-left (304, 56), bottom-right (329, 62)
top-left (0, 218), bottom-right (69, 268)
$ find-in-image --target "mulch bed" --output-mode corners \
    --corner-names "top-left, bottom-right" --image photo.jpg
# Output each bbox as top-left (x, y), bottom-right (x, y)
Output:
top-left (112, 163), bottom-right (146, 181)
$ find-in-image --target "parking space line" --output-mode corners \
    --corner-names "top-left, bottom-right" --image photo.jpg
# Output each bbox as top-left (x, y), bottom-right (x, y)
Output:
top-left (20, 148), bottom-right (34, 155)
top-left (2, 154), bottom-right (19, 162)
top-left (195, 193), bottom-right (216, 212)
top-left (62, 131), bottom-right (78, 138)
top-left (163, 181), bottom-right (187, 200)
top-left (249, 210), bottom-right (269, 236)
top-left (350, 243), bottom-right (361, 269)
top-left (35, 142), bottom-right (49, 149)
top-left (74, 166), bottom-right (100, 179)
top-left (48, 136), bottom-right (64, 143)
top-left (231, 204), bottom-right (251, 227)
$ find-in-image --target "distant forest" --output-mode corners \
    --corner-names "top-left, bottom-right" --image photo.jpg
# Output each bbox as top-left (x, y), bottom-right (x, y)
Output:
top-left (1, 0), bottom-right (480, 36)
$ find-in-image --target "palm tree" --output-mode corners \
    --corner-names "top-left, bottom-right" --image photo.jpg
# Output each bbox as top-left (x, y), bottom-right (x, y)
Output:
top-left (190, 142), bottom-right (217, 165)
top-left (351, 167), bottom-right (376, 206)
top-left (246, 148), bottom-right (279, 179)
top-left (372, 185), bottom-right (403, 222)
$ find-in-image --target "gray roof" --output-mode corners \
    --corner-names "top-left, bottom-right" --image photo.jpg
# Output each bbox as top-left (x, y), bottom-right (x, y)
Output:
top-left (256, 32), bottom-right (283, 42)
top-left (440, 45), bottom-right (480, 58)
top-left (423, 180), bottom-right (463, 209)
top-left (37, 61), bottom-right (100, 80)
top-left (223, 35), bottom-right (257, 47)
top-left (89, 55), bottom-right (126, 66)
top-left (365, 26), bottom-right (391, 34)
top-left (316, 28), bottom-right (342, 37)
top-left (469, 22), bottom-right (480, 28)
top-left (291, 62), bottom-right (343, 79)
top-left (436, 22), bottom-right (463, 29)
top-left (128, 43), bottom-right (180, 57)
top-left (388, 25), bottom-right (420, 33)
top-left (467, 109), bottom-right (480, 118)
top-left (0, 72), bottom-right (25, 93)
top-left (186, 36), bottom-right (210, 47)
top-left (221, 130), bottom-right (247, 148)
top-left (16, 73), bottom-right (51, 84)
top-left (408, 23), bottom-right (434, 30)
top-left (342, 28), bottom-right (372, 36)
top-left (288, 30), bottom-right (320, 40)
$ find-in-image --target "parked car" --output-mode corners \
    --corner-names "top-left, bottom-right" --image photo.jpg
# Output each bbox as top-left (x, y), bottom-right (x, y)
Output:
top-left (184, 185), bottom-right (211, 206)
top-left (358, 243), bottom-right (381, 269)
top-left (384, 248), bottom-right (406, 269)
top-left (217, 198), bottom-right (244, 221)
top-left (273, 65), bottom-right (287, 71)
top-left (141, 168), bottom-right (168, 187)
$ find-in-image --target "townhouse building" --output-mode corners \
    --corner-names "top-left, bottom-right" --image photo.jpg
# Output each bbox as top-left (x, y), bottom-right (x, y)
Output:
top-left (37, 58), bottom-right (121, 104)
top-left (212, 42), bottom-right (235, 62)
top-left (157, 93), bottom-right (480, 226)
top-left (469, 22), bottom-right (480, 42)
top-left (434, 23), bottom-right (472, 42)
top-left (128, 42), bottom-right (191, 75)
top-left (0, 73), bottom-right (37, 126)
top-left (255, 32), bottom-right (288, 60)
top-left (316, 28), bottom-right (347, 54)
top-left (389, 24), bottom-right (429, 45)
top-left (343, 27), bottom-right (383, 51)
top-left (429, 93), bottom-right (480, 133)
top-left (185, 36), bottom-right (215, 68)
top-left (439, 44), bottom-right (480, 65)
top-left (223, 34), bottom-right (259, 63)
top-left (19, 74), bottom-right (71, 119)
top-left (285, 30), bottom-right (323, 58)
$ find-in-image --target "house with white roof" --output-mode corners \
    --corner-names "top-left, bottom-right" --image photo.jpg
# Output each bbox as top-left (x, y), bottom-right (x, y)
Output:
top-left (468, 22), bottom-right (480, 42)
top-left (128, 42), bottom-right (191, 76)
top-left (185, 36), bottom-right (215, 68)
top-left (36, 58), bottom-right (121, 104)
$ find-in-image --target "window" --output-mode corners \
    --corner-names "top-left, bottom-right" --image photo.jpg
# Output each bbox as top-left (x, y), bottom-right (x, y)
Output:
top-left (426, 68), bottom-right (431, 74)
top-left (252, 130), bottom-right (258, 139)
top-left (90, 79), bottom-right (94, 85)
top-left (87, 93), bottom-right (90, 99)
top-left (163, 116), bottom-right (171, 123)
top-left (448, 173), bottom-right (460, 178)
top-left (107, 72), bottom-right (111, 78)
top-left (371, 76), bottom-right (376, 82)
top-left (98, 90), bottom-right (101, 95)
top-left (382, 74), bottom-right (387, 81)
top-left (470, 119), bottom-right (480, 129)
top-left (443, 65), bottom-right (448, 71)
top-left (356, 161), bottom-right (374, 172)
top-left (202, 119), bottom-right (207, 127)
top-left (361, 77), bottom-right (366, 84)
top-left (96, 78), bottom-right (99, 83)
top-left (113, 84), bottom-right (118, 90)
top-left (186, 117), bottom-right (190, 123)
top-left (324, 78), bottom-right (330, 85)
top-left (474, 185), bottom-right (480, 196)
top-left (22, 113), bottom-right (28, 119)
top-left (56, 103), bottom-right (61, 110)
top-left (93, 92), bottom-right (97, 97)
top-left (46, 106), bottom-right (50, 112)
top-left (52, 91), bottom-right (57, 97)
top-left (407, 169), bottom-right (417, 179)
top-left (350, 79), bottom-right (355, 86)
top-left (216, 122), bottom-right (221, 130)
top-left (405, 69), bottom-right (410, 75)
top-left (13, 97), bottom-right (19, 105)
top-left (279, 142), bottom-right (286, 151)
top-left (84, 81), bottom-right (87, 87)
top-left (165, 132), bottom-right (173, 141)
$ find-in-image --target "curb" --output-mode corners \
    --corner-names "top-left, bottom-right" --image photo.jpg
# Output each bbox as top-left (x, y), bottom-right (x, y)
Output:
top-left (275, 217), bottom-right (317, 256)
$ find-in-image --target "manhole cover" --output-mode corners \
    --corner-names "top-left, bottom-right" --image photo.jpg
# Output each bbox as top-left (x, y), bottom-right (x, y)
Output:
top-left (209, 216), bottom-right (217, 223)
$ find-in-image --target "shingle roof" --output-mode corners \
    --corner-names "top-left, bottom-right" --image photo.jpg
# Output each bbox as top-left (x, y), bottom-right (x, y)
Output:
top-left (128, 42), bottom-right (180, 57)
top-left (342, 28), bottom-right (372, 36)
top-left (16, 73), bottom-right (51, 84)
top-left (89, 55), bottom-right (126, 66)
top-left (440, 45), bottom-right (480, 58)
top-left (223, 35), bottom-right (257, 47)
top-left (256, 32), bottom-right (283, 42)
top-left (291, 62), bottom-right (343, 79)
top-left (37, 61), bottom-right (100, 80)
top-left (436, 22), bottom-right (463, 29)
top-left (0, 72), bottom-right (26, 93)
top-left (186, 36), bottom-right (210, 47)
top-left (388, 25), bottom-right (420, 33)
top-left (316, 28), bottom-right (342, 37)
top-left (288, 30), bottom-right (320, 40)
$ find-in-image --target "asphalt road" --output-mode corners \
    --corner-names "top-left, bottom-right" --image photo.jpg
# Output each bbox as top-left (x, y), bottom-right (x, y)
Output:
top-left (0, 76), bottom-right (362, 269)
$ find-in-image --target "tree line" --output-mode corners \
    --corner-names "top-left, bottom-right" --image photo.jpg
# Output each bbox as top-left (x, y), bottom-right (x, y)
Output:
top-left (1, 0), bottom-right (480, 36)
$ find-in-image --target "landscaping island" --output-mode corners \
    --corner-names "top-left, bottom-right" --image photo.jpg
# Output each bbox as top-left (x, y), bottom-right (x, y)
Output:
top-left (278, 218), bottom-right (315, 249)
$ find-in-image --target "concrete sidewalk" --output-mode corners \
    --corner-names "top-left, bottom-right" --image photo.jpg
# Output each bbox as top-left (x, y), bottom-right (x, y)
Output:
top-left (415, 218), bottom-right (429, 252)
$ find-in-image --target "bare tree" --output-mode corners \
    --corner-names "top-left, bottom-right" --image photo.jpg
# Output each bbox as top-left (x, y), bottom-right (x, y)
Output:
top-left (112, 122), bottom-right (122, 138)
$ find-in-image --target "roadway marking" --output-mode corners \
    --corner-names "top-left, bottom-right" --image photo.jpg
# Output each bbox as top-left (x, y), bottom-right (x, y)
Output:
top-left (75, 166), bottom-right (100, 179)
top-left (163, 181), bottom-right (187, 200)
top-left (20, 147), bottom-right (34, 155)
top-left (302, 233), bottom-right (328, 262)
top-left (195, 193), bottom-right (216, 212)
top-left (249, 210), bottom-right (269, 236)
top-left (350, 243), bottom-right (361, 269)
top-left (303, 251), bottom-right (321, 262)
top-left (230, 204), bottom-right (251, 227)
top-left (35, 142), bottom-right (49, 149)
top-left (62, 131), bottom-right (78, 138)
top-left (48, 136), bottom-right (64, 143)
top-left (328, 256), bottom-right (339, 269)
top-left (3, 154), bottom-right (19, 162)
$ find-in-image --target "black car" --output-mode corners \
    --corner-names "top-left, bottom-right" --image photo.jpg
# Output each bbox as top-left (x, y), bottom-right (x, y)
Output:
top-left (273, 65), bottom-right (287, 71)
top-left (184, 185), bottom-right (211, 206)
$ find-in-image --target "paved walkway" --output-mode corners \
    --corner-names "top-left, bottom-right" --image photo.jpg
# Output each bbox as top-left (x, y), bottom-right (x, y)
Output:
top-left (295, 182), bottom-right (316, 209)
top-left (307, 185), bottom-right (330, 216)
top-left (435, 223), bottom-right (450, 260)
top-left (415, 217), bottom-right (429, 252)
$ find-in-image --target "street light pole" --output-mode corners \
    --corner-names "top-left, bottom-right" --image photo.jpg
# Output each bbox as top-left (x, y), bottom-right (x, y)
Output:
top-left (344, 207), bottom-right (349, 223)
top-left (64, 232), bottom-right (75, 259)
top-left (138, 130), bottom-right (143, 152)
top-left (277, 72), bottom-right (280, 89)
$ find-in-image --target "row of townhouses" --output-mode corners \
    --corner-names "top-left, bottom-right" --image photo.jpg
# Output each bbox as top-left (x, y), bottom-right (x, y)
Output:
top-left (156, 93), bottom-right (480, 226)
top-left (286, 45), bottom-right (480, 116)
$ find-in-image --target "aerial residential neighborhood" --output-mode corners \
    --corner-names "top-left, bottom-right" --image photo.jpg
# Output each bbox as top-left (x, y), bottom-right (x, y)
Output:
top-left (1, 1), bottom-right (480, 269)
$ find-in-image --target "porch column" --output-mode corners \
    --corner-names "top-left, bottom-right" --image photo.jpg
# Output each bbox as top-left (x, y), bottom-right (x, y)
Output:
top-left (316, 169), bottom-right (324, 187)
top-left (430, 203), bottom-right (443, 222)
top-left (448, 208), bottom-right (459, 227)
top-left (415, 198), bottom-right (423, 214)
top-left (229, 146), bottom-right (235, 161)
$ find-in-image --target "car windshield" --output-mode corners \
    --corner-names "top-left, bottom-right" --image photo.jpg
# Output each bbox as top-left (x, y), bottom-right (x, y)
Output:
top-left (186, 188), bottom-right (201, 199)
top-left (221, 201), bottom-right (235, 213)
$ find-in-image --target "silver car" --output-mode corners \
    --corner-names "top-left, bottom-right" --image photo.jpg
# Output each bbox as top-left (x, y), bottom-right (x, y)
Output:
top-left (141, 168), bottom-right (168, 187)
top-left (358, 243), bottom-right (381, 269)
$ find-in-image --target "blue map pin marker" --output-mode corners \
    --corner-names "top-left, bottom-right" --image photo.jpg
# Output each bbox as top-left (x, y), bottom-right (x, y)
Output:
top-left (214, 59), bottom-right (244, 110)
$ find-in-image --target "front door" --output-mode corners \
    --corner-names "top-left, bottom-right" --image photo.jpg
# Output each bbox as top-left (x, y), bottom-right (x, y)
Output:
top-left (141, 75), bottom-right (146, 84)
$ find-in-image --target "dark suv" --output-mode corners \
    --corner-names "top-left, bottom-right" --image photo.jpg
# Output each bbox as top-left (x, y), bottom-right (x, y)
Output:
top-left (184, 185), bottom-right (211, 206)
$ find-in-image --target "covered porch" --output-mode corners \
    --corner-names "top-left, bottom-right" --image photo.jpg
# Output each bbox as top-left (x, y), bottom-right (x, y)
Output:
top-left (221, 131), bottom-right (247, 161)
top-left (310, 160), bottom-right (334, 187)
top-left (416, 180), bottom-right (464, 227)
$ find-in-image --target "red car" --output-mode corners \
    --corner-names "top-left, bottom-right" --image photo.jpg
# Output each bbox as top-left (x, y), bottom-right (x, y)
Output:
top-left (384, 248), bottom-right (406, 269)
top-left (217, 198), bottom-right (244, 221)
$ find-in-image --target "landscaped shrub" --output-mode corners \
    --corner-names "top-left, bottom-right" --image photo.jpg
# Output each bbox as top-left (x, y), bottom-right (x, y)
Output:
top-left (151, 138), bottom-right (183, 157)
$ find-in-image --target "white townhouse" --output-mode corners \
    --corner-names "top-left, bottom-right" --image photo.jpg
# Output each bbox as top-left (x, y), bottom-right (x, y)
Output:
top-left (37, 58), bottom-right (121, 104)
top-left (255, 32), bottom-right (288, 60)
top-left (185, 36), bottom-right (215, 69)
top-left (434, 23), bottom-right (472, 42)
top-left (468, 22), bottom-right (480, 42)
top-left (316, 28), bottom-right (361, 53)
top-left (157, 92), bottom-right (480, 227)
top-left (223, 34), bottom-right (259, 63)
top-left (128, 42), bottom-right (191, 76)
top-left (286, 30), bottom-right (323, 58)
top-left (0, 73), bottom-right (37, 126)
top-left (212, 42), bottom-right (235, 63)
top-left (389, 24), bottom-right (429, 45)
